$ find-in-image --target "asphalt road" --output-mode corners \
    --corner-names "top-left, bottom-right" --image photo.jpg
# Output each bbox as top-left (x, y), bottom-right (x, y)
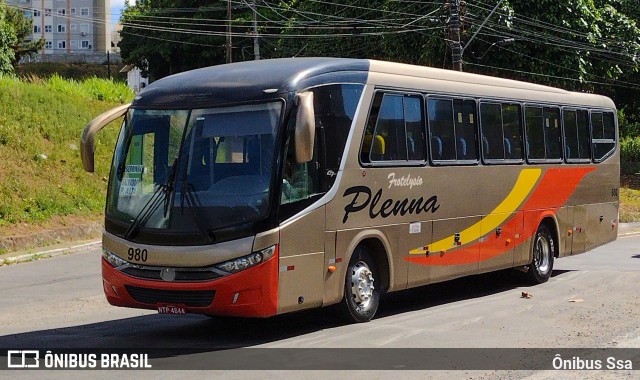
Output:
top-left (0, 235), bottom-right (639, 379)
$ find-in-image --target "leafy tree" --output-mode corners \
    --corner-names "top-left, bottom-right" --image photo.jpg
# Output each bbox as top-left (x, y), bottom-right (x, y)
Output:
top-left (119, 0), bottom-right (254, 80)
top-left (274, 0), bottom-right (386, 60)
top-left (0, 2), bottom-right (17, 74)
top-left (5, 5), bottom-right (44, 67)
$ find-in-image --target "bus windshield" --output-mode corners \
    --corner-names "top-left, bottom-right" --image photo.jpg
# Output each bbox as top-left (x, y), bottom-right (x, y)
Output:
top-left (106, 102), bottom-right (282, 244)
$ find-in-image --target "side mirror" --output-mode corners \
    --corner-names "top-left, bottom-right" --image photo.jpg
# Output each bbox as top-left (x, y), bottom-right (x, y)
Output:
top-left (80, 103), bottom-right (130, 172)
top-left (294, 92), bottom-right (316, 163)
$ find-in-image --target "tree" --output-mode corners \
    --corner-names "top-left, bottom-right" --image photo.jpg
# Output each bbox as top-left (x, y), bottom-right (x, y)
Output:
top-left (119, 0), bottom-right (253, 80)
top-left (5, 5), bottom-right (44, 66)
top-left (0, 2), bottom-right (17, 74)
top-left (274, 0), bottom-right (387, 60)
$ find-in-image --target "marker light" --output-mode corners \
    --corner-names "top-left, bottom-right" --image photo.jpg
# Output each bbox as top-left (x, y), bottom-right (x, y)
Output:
top-left (215, 245), bottom-right (277, 274)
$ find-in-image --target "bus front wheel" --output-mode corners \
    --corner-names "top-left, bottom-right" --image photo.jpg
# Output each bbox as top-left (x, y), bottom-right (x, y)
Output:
top-left (527, 224), bottom-right (555, 284)
top-left (338, 246), bottom-right (380, 323)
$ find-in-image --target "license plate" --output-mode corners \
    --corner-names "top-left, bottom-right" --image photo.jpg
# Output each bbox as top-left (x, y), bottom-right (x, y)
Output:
top-left (157, 304), bottom-right (187, 315)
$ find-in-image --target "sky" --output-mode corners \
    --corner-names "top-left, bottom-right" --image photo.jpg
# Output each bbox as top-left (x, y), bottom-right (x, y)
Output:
top-left (110, 0), bottom-right (134, 31)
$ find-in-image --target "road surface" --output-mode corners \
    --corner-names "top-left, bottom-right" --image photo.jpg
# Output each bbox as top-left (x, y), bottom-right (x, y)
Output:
top-left (0, 235), bottom-right (639, 379)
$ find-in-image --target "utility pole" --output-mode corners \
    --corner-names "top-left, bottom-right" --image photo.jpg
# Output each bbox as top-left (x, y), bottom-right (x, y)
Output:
top-left (447, 0), bottom-right (505, 72)
top-left (226, 0), bottom-right (232, 63)
top-left (252, 0), bottom-right (261, 60)
top-left (447, 0), bottom-right (463, 71)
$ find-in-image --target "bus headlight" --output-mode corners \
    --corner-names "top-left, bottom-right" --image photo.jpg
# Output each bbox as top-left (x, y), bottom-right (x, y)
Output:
top-left (215, 245), bottom-right (277, 274)
top-left (102, 248), bottom-right (128, 268)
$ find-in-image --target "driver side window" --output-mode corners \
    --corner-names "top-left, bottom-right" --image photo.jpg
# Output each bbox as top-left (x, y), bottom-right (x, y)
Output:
top-left (281, 134), bottom-right (321, 205)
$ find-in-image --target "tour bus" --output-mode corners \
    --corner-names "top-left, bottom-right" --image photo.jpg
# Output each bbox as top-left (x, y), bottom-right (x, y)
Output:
top-left (81, 58), bottom-right (618, 322)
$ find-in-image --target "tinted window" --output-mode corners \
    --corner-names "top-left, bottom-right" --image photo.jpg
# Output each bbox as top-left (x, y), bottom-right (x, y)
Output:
top-left (480, 102), bottom-right (523, 162)
top-left (428, 98), bottom-right (477, 162)
top-left (361, 93), bottom-right (425, 164)
top-left (503, 104), bottom-right (523, 159)
top-left (592, 111), bottom-right (616, 161)
top-left (525, 106), bottom-right (561, 161)
top-left (525, 106), bottom-right (545, 160)
top-left (563, 109), bottom-right (590, 161)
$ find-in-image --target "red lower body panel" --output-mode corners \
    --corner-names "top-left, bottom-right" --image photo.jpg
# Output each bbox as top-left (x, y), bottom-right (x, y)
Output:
top-left (101, 253), bottom-right (279, 318)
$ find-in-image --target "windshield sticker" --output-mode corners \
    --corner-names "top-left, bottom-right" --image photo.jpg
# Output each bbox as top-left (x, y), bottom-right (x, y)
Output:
top-left (342, 186), bottom-right (439, 223)
top-left (125, 165), bottom-right (144, 174)
top-left (119, 178), bottom-right (141, 196)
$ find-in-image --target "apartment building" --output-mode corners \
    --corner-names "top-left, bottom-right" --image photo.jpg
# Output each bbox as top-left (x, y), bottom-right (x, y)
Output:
top-left (7, 0), bottom-right (111, 55)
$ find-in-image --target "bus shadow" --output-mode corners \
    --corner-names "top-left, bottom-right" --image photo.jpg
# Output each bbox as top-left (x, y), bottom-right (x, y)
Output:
top-left (377, 268), bottom-right (572, 318)
top-left (0, 269), bottom-right (574, 356)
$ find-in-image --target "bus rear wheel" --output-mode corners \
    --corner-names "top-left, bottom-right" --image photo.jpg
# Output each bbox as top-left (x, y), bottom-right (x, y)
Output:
top-left (338, 247), bottom-right (380, 323)
top-left (527, 224), bottom-right (555, 284)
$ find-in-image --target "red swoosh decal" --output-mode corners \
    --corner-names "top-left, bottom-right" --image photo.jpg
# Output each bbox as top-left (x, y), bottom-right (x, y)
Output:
top-left (405, 167), bottom-right (595, 266)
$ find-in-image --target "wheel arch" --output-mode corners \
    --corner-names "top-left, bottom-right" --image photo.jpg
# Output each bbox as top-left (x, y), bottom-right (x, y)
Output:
top-left (343, 230), bottom-right (393, 294)
top-left (538, 214), bottom-right (560, 258)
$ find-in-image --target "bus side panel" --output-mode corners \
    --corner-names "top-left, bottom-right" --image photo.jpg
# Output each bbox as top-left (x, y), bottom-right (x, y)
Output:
top-left (478, 212), bottom-right (521, 273)
top-left (556, 206), bottom-right (573, 258)
top-left (277, 207), bottom-right (325, 314)
top-left (405, 220), bottom-right (433, 289)
top-left (571, 205), bottom-right (588, 255)
top-left (323, 231), bottom-right (341, 306)
top-left (585, 202), bottom-right (618, 252)
top-left (428, 216), bottom-right (481, 282)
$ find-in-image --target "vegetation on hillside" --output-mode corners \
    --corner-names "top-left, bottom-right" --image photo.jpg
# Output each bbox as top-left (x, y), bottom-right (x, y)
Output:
top-left (16, 62), bottom-right (127, 82)
top-left (0, 75), bottom-right (133, 226)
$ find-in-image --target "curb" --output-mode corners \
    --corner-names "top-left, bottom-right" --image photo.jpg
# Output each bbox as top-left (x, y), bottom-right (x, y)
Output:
top-left (0, 240), bottom-right (101, 267)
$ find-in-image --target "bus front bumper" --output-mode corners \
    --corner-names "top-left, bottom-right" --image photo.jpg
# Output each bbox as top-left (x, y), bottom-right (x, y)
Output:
top-left (101, 254), bottom-right (279, 318)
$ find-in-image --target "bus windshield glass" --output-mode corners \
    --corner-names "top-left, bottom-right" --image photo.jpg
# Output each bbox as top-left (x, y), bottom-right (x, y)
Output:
top-left (106, 102), bottom-right (282, 243)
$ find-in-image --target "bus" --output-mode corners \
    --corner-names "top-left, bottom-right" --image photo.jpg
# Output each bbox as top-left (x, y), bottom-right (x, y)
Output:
top-left (81, 58), bottom-right (619, 323)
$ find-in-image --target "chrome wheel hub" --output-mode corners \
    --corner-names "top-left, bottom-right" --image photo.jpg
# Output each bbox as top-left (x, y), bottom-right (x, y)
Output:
top-left (351, 261), bottom-right (375, 311)
top-left (534, 234), bottom-right (551, 273)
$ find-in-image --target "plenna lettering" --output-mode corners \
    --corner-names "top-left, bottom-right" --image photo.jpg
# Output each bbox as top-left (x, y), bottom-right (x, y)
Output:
top-left (342, 186), bottom-right (440, 223)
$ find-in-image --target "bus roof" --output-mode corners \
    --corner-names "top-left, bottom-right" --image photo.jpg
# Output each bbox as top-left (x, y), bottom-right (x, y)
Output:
top-left (132, 58), bottom-right (615, 109)
top-left (132, 58), bottom-right (369, 108)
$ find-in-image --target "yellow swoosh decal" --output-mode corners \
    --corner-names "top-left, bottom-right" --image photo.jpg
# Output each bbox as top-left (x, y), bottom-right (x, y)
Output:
top-left (410, 168), bottom-right (542, 255)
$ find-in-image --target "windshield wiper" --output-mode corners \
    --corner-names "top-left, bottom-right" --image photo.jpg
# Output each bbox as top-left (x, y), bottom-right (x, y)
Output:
top-left (124, 158), bottom-right (178, 239)
top-left (178, 174), bottom-right (215, 244)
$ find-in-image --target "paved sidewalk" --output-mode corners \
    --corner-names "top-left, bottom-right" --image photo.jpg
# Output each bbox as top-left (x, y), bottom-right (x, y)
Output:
top-left (1, 223), bottom-right (639, 267)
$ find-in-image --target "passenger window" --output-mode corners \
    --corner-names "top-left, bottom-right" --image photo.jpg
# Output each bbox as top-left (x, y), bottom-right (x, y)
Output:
top-left (453, 99), bottom-right (477, 160)
top-left (526, 106), bottom-right (561, 161)
top-left (544, 107), bottom-right (562, 159)
top-left (503, 104), bottom-right (523, 159)
top-left (361, 92), bottom-right (425, 164)
top-left (592, 111), bottom-right (616, 161)
top-left (428, 98), bottom-right (477, 162)
top-left (480, 102), bottom-right (523, 162)
top-left (563, 109), bottom-right (590, 162)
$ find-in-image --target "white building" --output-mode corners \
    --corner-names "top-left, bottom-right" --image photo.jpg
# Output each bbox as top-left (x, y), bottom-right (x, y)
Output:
top-left (120, 64), bottom-right (148, 93)
top-left (7, 0), bottom-right (111, 56)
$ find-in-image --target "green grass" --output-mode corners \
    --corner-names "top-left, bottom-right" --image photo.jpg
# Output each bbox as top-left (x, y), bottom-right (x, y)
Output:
top-left (0, 75), bottom-right (133, 226)
top-left (620, 176), bottom-right (640, 223)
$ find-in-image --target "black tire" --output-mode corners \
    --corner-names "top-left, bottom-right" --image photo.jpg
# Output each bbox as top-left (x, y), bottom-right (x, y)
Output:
top-left (527, 224), bottom-right (555, 284)
top-left (338, 246), bottom-right (380, 323)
